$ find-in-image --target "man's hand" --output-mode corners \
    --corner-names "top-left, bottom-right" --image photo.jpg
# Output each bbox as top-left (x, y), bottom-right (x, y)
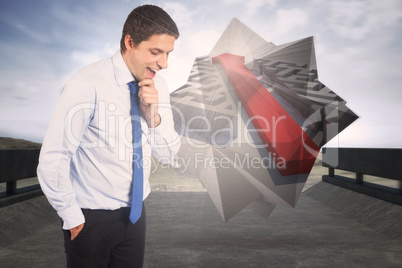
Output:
top-left (70, 223), bottom-right (84, 241)
top-left (138, 79), bottom-right (161, 128)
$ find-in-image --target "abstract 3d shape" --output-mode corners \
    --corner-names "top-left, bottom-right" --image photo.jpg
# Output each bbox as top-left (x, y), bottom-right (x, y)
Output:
top-left (170, 18), bottom-right (358, 221)
top-left (211, 53), bottom-right (319, 176)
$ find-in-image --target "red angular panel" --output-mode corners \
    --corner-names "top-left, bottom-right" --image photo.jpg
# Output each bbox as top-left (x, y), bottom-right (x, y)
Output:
top-left (212, 53), bottom-right (319, 175)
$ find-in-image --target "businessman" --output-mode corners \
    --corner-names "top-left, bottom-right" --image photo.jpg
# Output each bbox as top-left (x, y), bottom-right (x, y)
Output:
top-left (37, 5), bottom-right (181, 267)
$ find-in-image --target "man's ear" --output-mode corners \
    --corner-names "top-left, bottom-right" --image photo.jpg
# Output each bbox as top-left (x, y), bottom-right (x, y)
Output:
top-left (124, 35), bottom-right (134, 51)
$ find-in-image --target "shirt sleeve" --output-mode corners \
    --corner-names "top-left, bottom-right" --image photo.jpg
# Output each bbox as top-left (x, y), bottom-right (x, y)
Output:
top-left (37, 79), bottom-right (95, 230)
top-left (148, 76), bottom-right (181, 167)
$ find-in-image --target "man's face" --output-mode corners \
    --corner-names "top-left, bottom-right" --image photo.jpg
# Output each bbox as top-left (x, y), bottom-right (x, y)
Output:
top-left (123, 34), bottom-right (175, 81)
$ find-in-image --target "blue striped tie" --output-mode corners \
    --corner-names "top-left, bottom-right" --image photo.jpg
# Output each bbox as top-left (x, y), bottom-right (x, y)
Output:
top-left (128, 81), bottom-right (143, 224)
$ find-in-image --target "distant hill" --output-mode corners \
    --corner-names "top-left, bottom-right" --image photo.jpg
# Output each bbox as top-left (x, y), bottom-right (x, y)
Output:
top-left (0, 137), bottom-right (41, 149)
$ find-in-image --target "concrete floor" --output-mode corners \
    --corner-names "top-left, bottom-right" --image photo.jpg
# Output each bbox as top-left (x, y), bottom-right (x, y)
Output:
top-left (1, 182), bottom-right (402, 268)
top-left (1, 156), bottom-right (401, 267)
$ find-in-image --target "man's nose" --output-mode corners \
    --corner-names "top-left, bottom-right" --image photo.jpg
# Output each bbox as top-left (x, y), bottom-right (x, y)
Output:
top-left (157, 54), bottom-right (168, 69)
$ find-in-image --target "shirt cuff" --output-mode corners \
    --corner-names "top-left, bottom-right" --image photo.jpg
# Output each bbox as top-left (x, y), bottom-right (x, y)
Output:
top-left (57, 203), bottom-right (85, 230)
top-left (150, 113), bottom-right (168, 136)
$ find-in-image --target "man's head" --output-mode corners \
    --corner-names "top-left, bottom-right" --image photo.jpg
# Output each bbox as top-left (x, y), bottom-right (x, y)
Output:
top-left (120, 5), bottom-right (179, 52)
top-left (121, 5), bottom-right (179, 81)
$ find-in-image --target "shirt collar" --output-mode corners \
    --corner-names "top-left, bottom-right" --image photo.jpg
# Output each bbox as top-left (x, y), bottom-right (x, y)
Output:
top-left (112, 50), bottom-right (135, 86)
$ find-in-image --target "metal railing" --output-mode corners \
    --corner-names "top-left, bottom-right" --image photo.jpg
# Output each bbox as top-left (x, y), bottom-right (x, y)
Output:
top-left (322, 147), bottom-right (402, 204)
top-left (0, 148), bottom-right (42, 206)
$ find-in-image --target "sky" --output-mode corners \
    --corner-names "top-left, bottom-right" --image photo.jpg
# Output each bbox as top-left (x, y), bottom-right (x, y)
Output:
top-left (0, 0), bottom-right (401, 148)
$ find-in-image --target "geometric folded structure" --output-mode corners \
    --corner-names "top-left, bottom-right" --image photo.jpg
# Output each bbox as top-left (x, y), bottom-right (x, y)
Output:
top-left (212, 53), bottom-right (320, 176)
top-left (170, 18), bottom-right (358, 221)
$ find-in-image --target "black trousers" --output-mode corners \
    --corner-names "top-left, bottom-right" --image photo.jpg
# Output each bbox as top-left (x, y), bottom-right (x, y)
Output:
top-left (63, 205), bottom-right (146, 268)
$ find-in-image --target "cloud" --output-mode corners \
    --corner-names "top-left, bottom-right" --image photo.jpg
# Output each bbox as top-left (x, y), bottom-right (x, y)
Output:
top-left (245, 0), bottom-right (277, 16)
top-left (71, 43), bottom-right (118, 67)
top-left (161, 2), bottom-right (195, 30)
top-left (13, 24), bottom-right (52, 44)
top-left (222, 0), bottom-right (277, 17)
top-left (328, 0), bottom-right (402, 41)
top-left (0, 0), bottom-right (401, 147)
top-left (186, 29), bottom-right (221, 57)
top-left (264, 8), bottom-right (308, 41)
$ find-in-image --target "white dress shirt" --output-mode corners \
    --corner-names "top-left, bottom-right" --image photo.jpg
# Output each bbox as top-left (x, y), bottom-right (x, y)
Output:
top-left (37, 50), bottom-right (181, 230)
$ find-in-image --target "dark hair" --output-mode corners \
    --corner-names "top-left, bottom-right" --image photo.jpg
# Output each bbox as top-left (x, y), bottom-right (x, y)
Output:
top-left (120, 5), bottom-right (179, 52)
